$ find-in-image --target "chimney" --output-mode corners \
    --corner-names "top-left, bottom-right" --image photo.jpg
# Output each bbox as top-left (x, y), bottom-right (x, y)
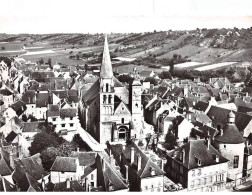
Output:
top-left (137, 155), bottom-right (142, 171)
top-left (66, 178), bottom-right (70, 189)
top-left (9, 150), bottom-right (15, 169)
top-left (110, 155), bottom-right (115, 166)
top-left (216, 155), bottom-right (219, 163)
top-left (130, 147), bottom-right (134, 164)
top-left (220, 129), bottom-right (223, 136)
top-left (125, 165), bottom-right (129, 182)
top-left (182, 149), bottom-right (185, 163)
top-left (206, 138), bottom-right (210, 150)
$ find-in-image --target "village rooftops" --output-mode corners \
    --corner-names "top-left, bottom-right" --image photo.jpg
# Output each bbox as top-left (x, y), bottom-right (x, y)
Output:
top-left (168, 139), bottom-right (228, 169)
top-left (0, 88), bottom-right (13, 96)
top-left (53, 180), bottom-right (84, 192)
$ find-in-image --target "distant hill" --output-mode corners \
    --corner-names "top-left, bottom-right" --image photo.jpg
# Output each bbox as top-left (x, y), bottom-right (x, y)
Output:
top-left (1, 27), bottom-right (252, 63)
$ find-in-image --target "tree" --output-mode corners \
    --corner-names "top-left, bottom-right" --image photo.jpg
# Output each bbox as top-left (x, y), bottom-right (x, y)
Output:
top-left (22, 114), bottom-right (28, 122)
top-left (169, 60), bottom-right (174, 74)
top-left (158, 71), bottom-right (172, 79)
top-left (117, 74), bottom-right (134, 85)
top-left (48, 58), bottom-right (52, 69)
top-left (28, 133), bottom-right (57, 156)
top-left (72, 134), bottom-right (91, 151)
top-left (144, 77), bottom-right (159, 85)
top-left (38, 58), bottom-right (44, 65)
top-left (40, 147), bottom-right (60, 171)
top-left (164, 132), bottom-right (178, 150)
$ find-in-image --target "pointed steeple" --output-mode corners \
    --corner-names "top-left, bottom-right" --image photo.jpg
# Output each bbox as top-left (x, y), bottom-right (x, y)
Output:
top-left (100, 34), bottom-right (113, 78)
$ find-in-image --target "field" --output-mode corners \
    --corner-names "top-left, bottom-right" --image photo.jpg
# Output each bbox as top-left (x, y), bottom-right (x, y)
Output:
top-left (115, 64), bottom-right (164, 74)
top-left (194, 62), bottom-right (238, 71)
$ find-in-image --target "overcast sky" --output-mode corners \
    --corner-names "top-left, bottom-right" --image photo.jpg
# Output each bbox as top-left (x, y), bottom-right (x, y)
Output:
top-left (0, 0), bottom-right (252, 34)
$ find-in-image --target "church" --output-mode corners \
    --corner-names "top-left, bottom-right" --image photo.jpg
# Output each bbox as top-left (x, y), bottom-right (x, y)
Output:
top-left (79, 35), bottom-right (152, 144)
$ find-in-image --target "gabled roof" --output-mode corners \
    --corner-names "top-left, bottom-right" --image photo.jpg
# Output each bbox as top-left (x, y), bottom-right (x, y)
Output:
top-left (10, 100), bottom-right (27, 116)
top-left (60, 108), bottom-right (77, 118)
top-left (0, 89), bottom-right (13, 96)
top-left (5, 131), bottom-right (18, 143)
top-left (114, 101), bottom-right (131, 115)
top-left (193, 101), bottom-right (209, 112)
top-left (50, 156), bottom-right (77, 172)
top-left (215, 124), bottom-right (245, 144)
top-left (14, 153), bottom-right (48, 181)
top-left (21, 122), bottom-right (43, 133)
top-left (96, 153), bottom-right (128, 191)
top-left (70, 152), bottom-right (96, 167)
top-left (21, 90), bottom-right (36, 104)
top-left (36, 93), bottom-right (50, 107)
top-left (123, 141), bottom-right (164, 178)
top-left (47, 105), bottom-right (60, 117)
top-left (0, 176), bottom-right (16, 191)
top-left (168, 140), bottom-right (228, 169)
top-left (0, 158), bottom-right (12, 176)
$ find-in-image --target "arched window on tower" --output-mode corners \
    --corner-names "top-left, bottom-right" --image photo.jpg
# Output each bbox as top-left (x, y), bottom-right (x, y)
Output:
top-left (121, 118), bottom-right (124, 124)
top-left (108, 95), bottom-right (112, 104)
top-left (135, 103), bottom-right (138, 108)
top-left (103, 95), bottom-right (107, 104)
top-left (106, 83), bottom-right (109, 92)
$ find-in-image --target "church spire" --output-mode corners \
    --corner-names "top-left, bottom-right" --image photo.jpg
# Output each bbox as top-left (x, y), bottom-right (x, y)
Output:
top-left (100, 34), bottom-right (113, 78)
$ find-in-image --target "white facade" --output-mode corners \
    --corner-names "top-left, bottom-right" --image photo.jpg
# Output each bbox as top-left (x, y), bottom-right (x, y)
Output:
top-left (141, 175), bottom-right (164, 192)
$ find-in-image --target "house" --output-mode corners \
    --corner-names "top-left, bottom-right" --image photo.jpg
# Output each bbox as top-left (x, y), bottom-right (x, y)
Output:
top-left (165, 139), bottom-right (229, 192)
top-left (0, 88), bottom-right (14, 109)
top-left (172, 115), bottom-right (194, 142)
top-left (50, 156), bottom-right (82, 184)
top-left (47, 105), bottom-right (80, 134)
top-left (108, 141), bottom-right (164, 192)
top-left (13, 153), bottom-right (49, 191)
top-left (0, 148), bottom-right (15, 184)
top-left (3, 100), bottom-right (26, 123)
top-left (70, 151), bottom-right (97, 191)
top-left (212, 111), bottom-right (245, 181)
top-left (0, 57), bottom-right (12, 82)
top-left (21, 90), bottom-right (36, 117)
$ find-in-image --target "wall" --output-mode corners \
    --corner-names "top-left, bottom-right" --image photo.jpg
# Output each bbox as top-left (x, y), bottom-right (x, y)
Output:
top-left (141, 175), bottom-right (164, 192)
top-left (215, 142), bottom-right (244, 180)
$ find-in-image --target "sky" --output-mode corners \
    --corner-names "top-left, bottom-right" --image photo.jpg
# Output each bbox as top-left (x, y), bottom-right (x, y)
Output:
top-left (0, 0), bottom-right (252, 34)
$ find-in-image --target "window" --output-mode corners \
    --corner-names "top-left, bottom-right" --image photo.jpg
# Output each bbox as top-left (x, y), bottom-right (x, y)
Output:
top-left (204, 178), bottom-right (207, 185)
top-left (121, 118), bottom-right (124, 124)
top-left (197, 179), bottom-right (201, 186)
top-left (122, 107), bottom-right (124, 110)
top-left (106, 83), bottom-right (109, 92)
top-left (108, 95), bottom-right (112, 104)
top-left (224, 145), bottom-right (226, 149)
top-left (53, 118), bottom-right (56, 121)
top-left (209, 176), bottom-right (212, 183)
top-left (234, 156), bottom-right (239, 168)
top-left (70, 123), bottom-right (74, 127)
top-left (61, 171), bottom-right (65, 174)
top-left (61, 124), bottom-right (65, 127)
top-left (191, 180), bottom-right (195, 188)
top-left (198, 169), bottom-right (202, 176)
top-left (70, 117), bottom-right (73, 120)
top-left (62, 117), bottom-right (65, 121)
top-left (192, 170), bottom-right (195, 177)
top-left (135, 103), bottom-right (138, 108)
top-left (145, 186), bottom-right (148, 190)
top-left (103, 95), bottom-right (107, 104)
top-left (91, 174), bottom-right (94, 180)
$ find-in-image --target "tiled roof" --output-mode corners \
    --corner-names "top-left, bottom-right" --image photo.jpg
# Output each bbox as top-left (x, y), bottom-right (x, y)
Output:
top-left (193, 101), bottom-right (209, 112)
top-left (0, 89), bottom-right (13, 96)
top-left (81, 164), bottom-right (96, 179)
top-left (123, 141), bottom-right (164, 178)
top-left (36, 93), bottom-right (50, 107)
top-left (0, 158), bottom-right (12, 176)
top-left (15, 153), bottom-right (48, 181)
top-left (70, 152), bottom-right (96, 167)
top-left (0, 176), bottom-right (16, 191)
top-left (191, 113), bottom-right (212, 124)
top-left (5, 131), bottom-right (17, 143)
top-left (21, 90), bottom-right (36, 104)
top-left (60, 108), bottom-right (77, 118)
top-left (215, 124), bottom-right (245, 144)
top-left (53, 180), bottom-right (84, 192)
top-left (50, 156), bottom-right (77, 172)
top-left (10, 100), bottom-right (27, 116)
top-left (47, 105), bottom-right (60, 117)
top-left (21, 122), bottom-right (43, 133)
top-left (168, 139), bottom-right (228, 169)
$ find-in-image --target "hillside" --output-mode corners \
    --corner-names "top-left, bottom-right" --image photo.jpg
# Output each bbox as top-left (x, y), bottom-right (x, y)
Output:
top-left (1, 27), bottom-right (252, 66)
